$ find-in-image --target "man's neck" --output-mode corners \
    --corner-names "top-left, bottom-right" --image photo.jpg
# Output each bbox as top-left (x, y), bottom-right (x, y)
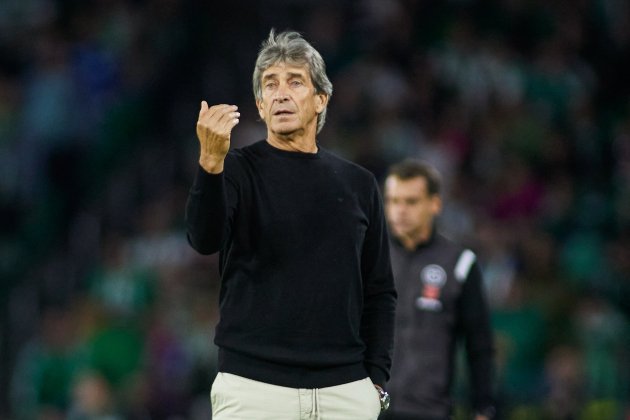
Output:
top-left (267, 128), bottom-right (318, 153)
top-left (399, 227), bottom-right (433, 251)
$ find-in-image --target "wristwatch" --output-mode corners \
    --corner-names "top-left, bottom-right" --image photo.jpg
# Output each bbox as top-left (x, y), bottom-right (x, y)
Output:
top-left (374, 385), bottom-right (390, 411)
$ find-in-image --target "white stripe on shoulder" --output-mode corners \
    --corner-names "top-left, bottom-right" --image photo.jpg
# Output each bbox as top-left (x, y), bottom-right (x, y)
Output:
top-left (454, 249), bottom-right (476, 283)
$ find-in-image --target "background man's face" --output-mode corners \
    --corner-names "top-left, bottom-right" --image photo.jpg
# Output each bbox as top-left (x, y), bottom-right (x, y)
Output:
top-left (385, 176), bottom-right (441, 242)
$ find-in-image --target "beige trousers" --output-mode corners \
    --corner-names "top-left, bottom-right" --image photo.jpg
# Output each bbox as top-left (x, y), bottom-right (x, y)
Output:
top-left (210, 372), bottom-right (382, 420)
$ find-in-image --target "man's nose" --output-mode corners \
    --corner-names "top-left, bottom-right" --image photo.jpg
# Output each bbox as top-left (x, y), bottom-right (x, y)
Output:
top-left (393, 206), bottom-right (406, 216)
top-left (274, 84), bottom-right (290, 101)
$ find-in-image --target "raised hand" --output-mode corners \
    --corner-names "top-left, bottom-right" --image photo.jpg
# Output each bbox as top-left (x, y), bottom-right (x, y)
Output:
top-left (196, 101), bottom-right (240, 173)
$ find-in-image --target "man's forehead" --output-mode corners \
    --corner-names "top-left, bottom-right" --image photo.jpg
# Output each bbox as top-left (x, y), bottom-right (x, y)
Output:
top-left (386, 176), bottom-right (430, 193)
top-left (262, 62), bottom-right (310, 78)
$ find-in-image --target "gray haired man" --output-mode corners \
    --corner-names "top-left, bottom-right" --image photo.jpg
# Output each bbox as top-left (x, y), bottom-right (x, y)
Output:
top-left (186, 29), bottom-right (397, 419)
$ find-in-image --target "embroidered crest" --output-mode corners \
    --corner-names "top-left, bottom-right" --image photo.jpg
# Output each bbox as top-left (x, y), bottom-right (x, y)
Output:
top-left (416, 264), bottom-right (447, 311)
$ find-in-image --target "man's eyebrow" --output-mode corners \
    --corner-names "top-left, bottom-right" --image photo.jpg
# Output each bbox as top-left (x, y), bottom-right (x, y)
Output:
top-left (286, 72), bottom-right (306, 79)
top-left (262, 73), bottom-right (278, 81)
top-left (262, 71), bottom-right (306, 80)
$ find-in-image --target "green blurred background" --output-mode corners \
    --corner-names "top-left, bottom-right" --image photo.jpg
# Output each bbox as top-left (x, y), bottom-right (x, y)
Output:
top-left (1, 0), bottom-right (629, 419)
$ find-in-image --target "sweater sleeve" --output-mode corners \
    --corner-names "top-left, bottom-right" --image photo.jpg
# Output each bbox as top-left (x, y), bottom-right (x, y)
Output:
top-left (458, 258), bottom-right (496, 413)
top-left (185, 165), bottom-right (230, 255)
top-left (360, 177), bottom-right (397, 388)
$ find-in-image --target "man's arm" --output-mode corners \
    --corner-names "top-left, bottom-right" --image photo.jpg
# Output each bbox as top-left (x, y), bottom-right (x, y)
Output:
top-left (360, 177), bottom-right (397, 388)
top-left (185, 102), bottom-right (239, 254)
top-left (459, 258), bottom-right (496, 419)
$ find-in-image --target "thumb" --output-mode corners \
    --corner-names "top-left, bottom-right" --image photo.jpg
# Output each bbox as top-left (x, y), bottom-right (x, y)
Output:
top-left (199, 100), bottom-right (208, 116)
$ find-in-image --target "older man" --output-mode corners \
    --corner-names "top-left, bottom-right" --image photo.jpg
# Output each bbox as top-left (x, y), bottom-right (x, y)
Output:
top-left (185, 29), bottom-right (396, 419)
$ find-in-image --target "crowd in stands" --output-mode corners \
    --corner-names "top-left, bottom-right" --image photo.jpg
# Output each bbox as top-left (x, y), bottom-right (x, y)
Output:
top-left (1, 0), bottom-right (629, 419)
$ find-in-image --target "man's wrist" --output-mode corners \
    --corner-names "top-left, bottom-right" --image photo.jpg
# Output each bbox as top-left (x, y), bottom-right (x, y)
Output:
top-left (374, 384), bottom-right (390, 412)
top-left (199, 155), bottom-right (225, 174)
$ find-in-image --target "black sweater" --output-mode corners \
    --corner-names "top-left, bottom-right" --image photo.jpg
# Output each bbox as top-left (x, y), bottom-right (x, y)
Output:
top-left (185, 140), bottom-right (396, 389)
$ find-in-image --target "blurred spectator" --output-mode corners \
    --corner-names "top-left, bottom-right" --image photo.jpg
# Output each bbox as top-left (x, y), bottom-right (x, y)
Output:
top-left (86, 233), bottom-right (156, 321)
top-left (542, 345), bottom-right (585, 420)
top-left (67, 371), bottom-right (124, 420)
top-left (491, 275), bottom-right (549, 412)
top-left (573, 296), bottom-right (630, 410)
top-left (9, 304), bottom-right (87, 419)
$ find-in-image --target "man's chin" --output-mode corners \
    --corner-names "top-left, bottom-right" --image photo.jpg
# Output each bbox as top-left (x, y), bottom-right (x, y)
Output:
top-left (272, 125), bottom-right (301, 136)
top-left (393, 226), bottom-right (411, 238)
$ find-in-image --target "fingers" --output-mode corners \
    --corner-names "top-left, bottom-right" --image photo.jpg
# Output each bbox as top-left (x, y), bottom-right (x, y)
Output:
top-left (198, 103), bottom-right (239, 133)
top-left (195, 102), bottom-right (240, 173)
top-left (213, 105), bottom-right (240, 130)
top-left (196, 102), bottom-right (241, 158)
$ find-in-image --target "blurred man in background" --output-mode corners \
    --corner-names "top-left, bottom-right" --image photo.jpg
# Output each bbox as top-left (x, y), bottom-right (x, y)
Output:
top-left (382, 159), bottom-right (496, 420)
top-left (185, 29), bottom-right (396, 419)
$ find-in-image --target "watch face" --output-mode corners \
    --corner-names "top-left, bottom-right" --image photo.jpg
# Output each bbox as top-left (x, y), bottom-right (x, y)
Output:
top-left (380, 391), bottom-right (390, 411)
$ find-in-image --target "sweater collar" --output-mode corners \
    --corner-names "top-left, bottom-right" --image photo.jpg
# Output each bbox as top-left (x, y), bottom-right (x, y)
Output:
top-left (262, 139), bottom-right (321, 159)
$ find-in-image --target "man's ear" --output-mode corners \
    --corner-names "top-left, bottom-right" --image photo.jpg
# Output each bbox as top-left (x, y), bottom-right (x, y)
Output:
top-left (256, 100), bottom-right (265, 120)
top-left (315, 93), bottom-right (328, 114)
top-left (432, 195), bottom-right (443, 216)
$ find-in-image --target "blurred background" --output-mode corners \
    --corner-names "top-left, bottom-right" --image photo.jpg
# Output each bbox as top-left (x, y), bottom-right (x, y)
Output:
top-left (1, 0), bottom-right (629, 419)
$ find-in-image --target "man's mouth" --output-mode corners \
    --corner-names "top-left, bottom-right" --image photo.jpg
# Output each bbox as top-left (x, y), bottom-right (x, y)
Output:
top-left (273, 109), bottom-right (294, 116)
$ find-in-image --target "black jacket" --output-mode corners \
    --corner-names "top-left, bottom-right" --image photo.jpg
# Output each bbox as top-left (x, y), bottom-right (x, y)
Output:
top-left (387, 230), bottom-right (495, 418)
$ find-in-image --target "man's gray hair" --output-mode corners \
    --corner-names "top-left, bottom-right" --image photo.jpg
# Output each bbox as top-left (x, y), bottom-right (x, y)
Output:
top-left (253, 29), bottom-right (333, 134)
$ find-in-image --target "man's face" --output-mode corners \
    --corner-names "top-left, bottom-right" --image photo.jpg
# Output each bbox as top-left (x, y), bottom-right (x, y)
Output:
top-left (384, 175), bottom-right (441, 243)
top-left (257, 62), bottom-right (327, 137)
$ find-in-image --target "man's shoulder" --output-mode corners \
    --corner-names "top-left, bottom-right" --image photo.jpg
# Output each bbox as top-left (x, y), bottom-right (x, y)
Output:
top-left (434, 233), bottom-right (471, 255)
top-left (319, 147), bottom-right (376, 180)
top-left (223, 139), bottom-right (266, 166)
top-left (229, 139), bottom-right (266, 156)
top-left (429, 233), bottom-right (480, 283)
